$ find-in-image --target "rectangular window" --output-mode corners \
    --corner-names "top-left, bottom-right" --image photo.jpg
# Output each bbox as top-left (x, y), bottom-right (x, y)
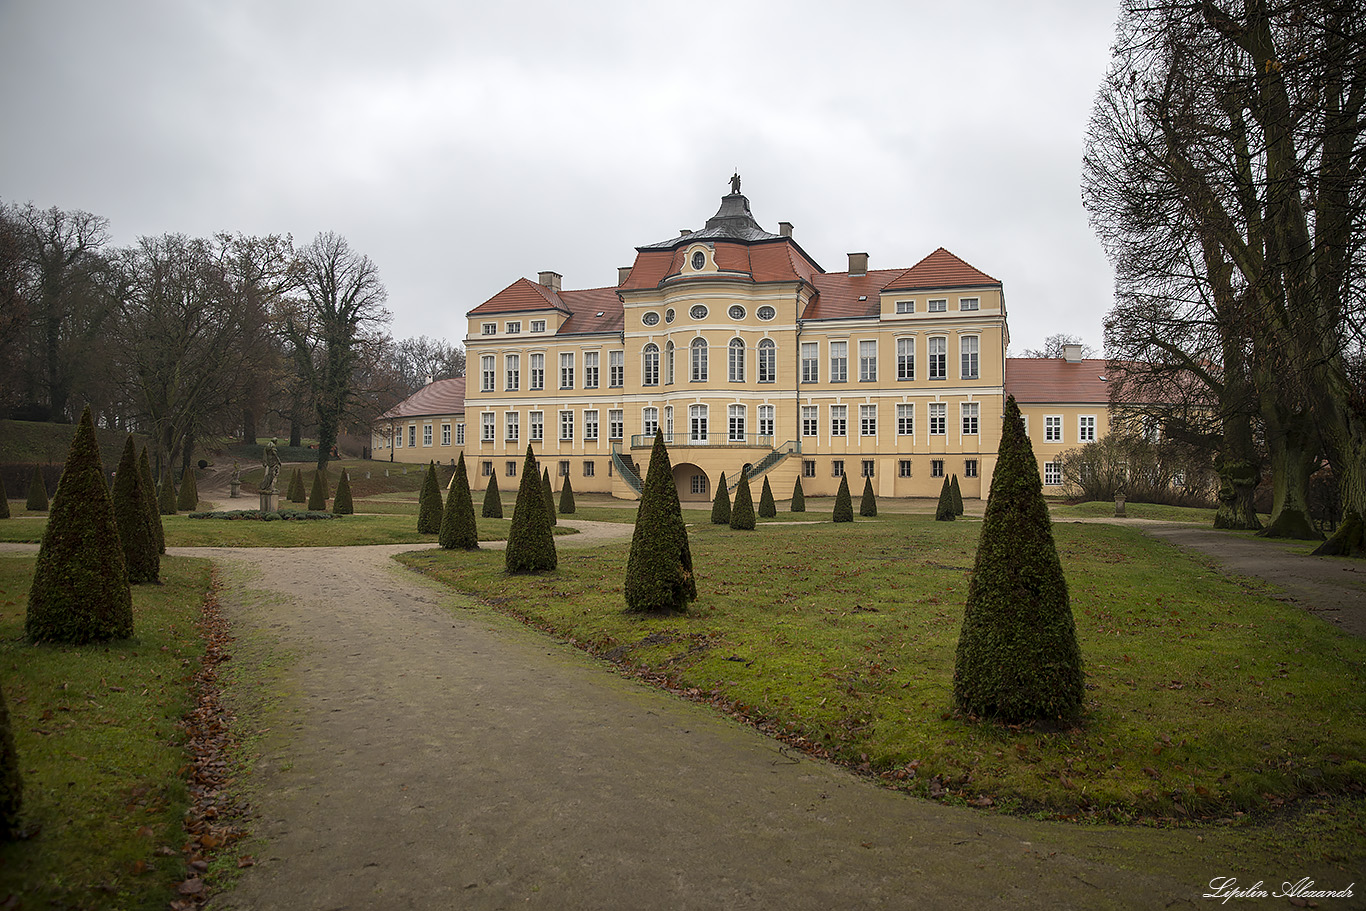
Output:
top-left (898, 459), bottom-right (912, 478)
top-left (929, 402), bottom-right (946, 435)
top-left (531, 319), bottom-right (546, 333)
top-left (609, 409), bottom-right (623, 441)
top-left (829, 341), bottom-right (848, 382)
top-left (409, 425), bottom-right (416, 447)
top-left (506, 321), bottom-right (521, 333)
top-left (896, 403), bottom-right (914, 436)
top-left (860, 404), bottom-right (877, 436)
top-left (642, 407), bottom-right (659, 438)
top-left (481, 413), bottom-right (495, 442)
top-left (506, 460), bottom-right (517, 477)
top-left (584, 351), bottom-right (599, 389)
top-left (441, 423), bottom-right (451, 446)
top-left (758, 404), bottom-right (774, 438)
top-left (728, 340), bottom-right (745, 382)
top-left (803, 459), bottom-right (816, 478)
top-left (831, 459), bottom-right (845, 478)
top-left (959, 297), bottom-right (979, 311)
top-left (559, 353), bottom-right (574, 389)
top-left (481, 461), bottom-right (493, 477)
top-left (859, 340), bottom-right (877, 381)
top-left (802, 405), bottom-right (818, 437)
top-left (665, 342), bottom-right (675, 384)
top-left (423, 424), bottom-right (433, 446)
top-left (728, 404), bottom-right (746, 442)
top-left (929, 338), bottom-right (947, 379)
top-left (895, 300), bottom-right (914, 314)
top-left (928, 299), bottom-right (947, 313)
top-left (897, 338), bottom-right (914, 380)
top-left (964, 459), bottom-right (978, 478)
top-left (830, 405), bottom-right (848, 437)
top-left (559, 460), bottom-right (570, 478)
top-left (609, 350), bottom-right (624, 387)
top-left (482, 322), bottom-right (497, 335)
top-left (758, 341), bottom-right (776, 383)
top-left (1045, 461), bottom-right (1062, 486)
top-left (931, 459), bottom-right (944, 478)
top-left (690, 474), bottom-right (707, 495)
top-left (961, 402), bottom-right (979, 435)
top-left (1045, 416), bottom-right (1063, 443)
top-left (583, 461), bottom-right (595, 477)
top-left (505, 411), bottom-right (519, 442)
top-left (1079, 415), bottom-right (1097, 442)
top-left (801, 342), bottom-right (818, 383)
top-left (862, 459), bottom-right (874, 478)
top-left (689, 404), bottom-right (708, 443)
top-left (505, 353), bottom-right (520, 391)
top-left (583, 409), bottom-right (599, 441)
top-left (481, 355), bottom-right (495, 392)
top-left (960, 336), bottom-right (979, 380)
top-left (530, 353), bottom-right (545, 390)
top-left (559, 410), bottom-right (574, 441)
top-left (456, 423), bottom-right (465, 445)
top-left (529, 411), bottom-right (543, 442)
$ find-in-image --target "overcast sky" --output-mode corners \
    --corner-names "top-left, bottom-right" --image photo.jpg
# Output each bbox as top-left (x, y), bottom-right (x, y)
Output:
top-left (1, 0), bottom-right (1122, 356)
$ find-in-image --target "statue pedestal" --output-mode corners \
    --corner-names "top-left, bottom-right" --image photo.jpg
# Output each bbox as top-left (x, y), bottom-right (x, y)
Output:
top-left (229, 481), bottom-right (241, 499)
top-left (260, 491), bottom-right (278, 514)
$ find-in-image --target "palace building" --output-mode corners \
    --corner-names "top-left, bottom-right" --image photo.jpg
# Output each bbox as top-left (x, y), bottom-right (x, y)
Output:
top-left (373, 178), bottom-right (1113, 502)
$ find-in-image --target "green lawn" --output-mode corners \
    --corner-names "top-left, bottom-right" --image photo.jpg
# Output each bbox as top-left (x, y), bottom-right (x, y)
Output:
top-left (398, 515), bottom-right (1366, 828)
top-left (1051, 500), bottom-right (1225, 523)
top-left (0, 555), bottom-right (215, 910)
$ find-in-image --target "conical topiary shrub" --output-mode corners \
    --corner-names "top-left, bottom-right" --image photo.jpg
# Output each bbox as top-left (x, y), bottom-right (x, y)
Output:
top-left (833, 473), bottom-right (853, 523)
top-left (730, 468), bottom-right (756, 530)
top-left (439, 453), bottom-right (478, 550)
top-left (0, 682), bottom-right (21, 841)
top-left (417, 461), bottom-right (442, 533)
top-left (287, 467), bottom-right (306, 503)
top-left (113, 435), bottom-right (159, 584)
top-left (541, 468), bottom-right (557, 526)
top-left (935, 476), bottom-right (955, 521)
top-left (177, 464), bottom-right (198, 511)
top-left (306, 470), bottom-right (328, 511)
top-left (711, 472), bottom-right (731, 525)
top-left (791, 475), bottom-right (806, 513)
top-left (625, 431), bottom-right (696, 612)
top-left (859, 475), bottom-right (877, 517)
top-left (758, 477), bottom-right (776, 518)
top-left (506, 446), bottom-right (556, 573)
top-left (954, 396), bottom-right (1084, 721)
top-left (158, 469), bottom-right (177, 516)
top-left (26, 466), bottom-right (48, 512)
top-left (950, 474), bottom-right (964, 516)
top-left (482, 472), bottom-right (503, 519)
top-left (26, 406), bottom-right (132, 643)
top-left (559, 473), bottom-right (576, 515)
top-left (138, 447), bottom-right (164, 554)
top-left (332, 469), bottom-right (354, 515)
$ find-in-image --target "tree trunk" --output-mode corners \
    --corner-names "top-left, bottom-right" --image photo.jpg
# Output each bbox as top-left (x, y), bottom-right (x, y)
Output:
top-left (180, 429), bottom-right (196, 476)
top-left (1214, 456), bottom-right (1261, 530)
top-left (289, 418), bottom-right (302, 449)
top-left (242, 407), bottom-right (257, 445)
top-left (1257, 409), bottom-right (1322, 540)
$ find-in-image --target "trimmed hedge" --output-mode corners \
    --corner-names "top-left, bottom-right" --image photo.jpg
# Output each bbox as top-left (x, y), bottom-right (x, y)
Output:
top-left (417, 461), bottom-right (443, 533)
top-left (832, 473), bottom-right (853, 523)
top-left (333, 469), bottom-right (354, 515)
top-left (790, 475), bottom-right (805, 513)
top-left (950, 474), bottom-right (964, 516)
top-left (138, 447), bottom-right (164, 554)
top-left (625, 431), bottom-right (695, 612)
top-left (287, 468), bottom-right (306, 503)
top-left (859, 475), bottom-right (877, 517)
top-left (758, 476), bottom-right (776, 518)
top-left (176, 464), bottom-right (198, 511)
top-left (559, 473), bottom-right (576, 515)
top-left (729, 468), bottom-right (756, 530)
top-left (158, 470), bottom-right (178, 516)
top-left (308, 469), bottom-right (328, 512)
top-left (935, 476), bottom-right (956, 521)
top-left (711, 472), bottom-right (731, 525)
top-left (112, 435), bottom-right (158, 584)
top-left (26, 466), bottom-right (48, 511)
top-left (541, 468), bottom-right (557, 526)
top-left (482, 472), bottom-right (503, 519)
top-left (439, 453), bottom-right (479, 550)
top-left (506, 446), bottom-right (556, 573)
top-left (187, 510), bottom-right (333, 520)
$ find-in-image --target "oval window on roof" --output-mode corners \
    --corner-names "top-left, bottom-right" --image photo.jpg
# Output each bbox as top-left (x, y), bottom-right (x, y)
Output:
top-left (691, 251), bottom-right (706, 271)
top-left (665, 308), bottom-right (675, 324)
top-left (642, 311), bottom-right (660, 326)
top-left (757, 305), bottom-right (776, 321)
top-left (690, 304), bottom-right (708, 320)
top-left (728, 305), bottom-right (746, 320)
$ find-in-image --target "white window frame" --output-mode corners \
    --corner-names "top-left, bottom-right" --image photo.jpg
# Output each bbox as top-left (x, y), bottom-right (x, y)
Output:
top-left (584, 351), bottom-right (599, 389)
top-left (643, 344), bottom-right (660, 386)
top-left (481, 355), bottom-right (495, 392)
top-left (1044, 461), bottom-right (1063, 486)
top-left (858, 340), bottom-right (877, 381)
top-left (829, 341), bottom-right (848, 383)
top-left (1045, 415), bottom-right (1063, 443)
top-left (1079, 415), bottom-right (1097, 442)
top-left (801, 342), bottom-right (818, 383)
top-left (929, 402), bottom-right (946, 435)
top-left (897, 337), bottom-right (914, 381)
top-left (895, 300), bottom-right (914, 314)
top-left (860, 404), bottom-right (877, 437)
top-left (482, 322), bottom-right (497, 335)
top-left (961, 402), bottom-right (979, 435)
top-left (758, 404), bottom-right (775, 438)
top-left (758, 339), bottom-right (776, 383)
top-left (928, 337), bottom-right (947, 380)
top-left (505, 353), bottom-right (520, 391)
top-left (960, 335), bottom-right (979, 380)
top-left (608, 409), bottom-right (623, 441)
top-left (691, 338), bottom-right (708, 381)
top-left (959, 297), bottom-right (980, 311)
top-left (531, 319), bottom-right (546, 333)
top-left (559, 353), bottom-right (574, 389)
top-left (423, 423), bottom-right (433, 447)
top-left (529, 411), bottom-right (543, 442)
top-left (609, 350), bottom-right (624, 387)
top-left (689, 404), bottom-right (708, 444)
top-left (530, 353), bottom-right (545, 390)
top-left (559, 410), bottom-right (574, 441)
top-left (830, 404), bottom-right (848, 437)
top-left (728, 338), bottom-right (745, 383)
top-left (505, 411), bottom-right (519, 442)
top-left (441, 423), bottom-right (451, 446)
top-left (481, 413), bottom-right (495, 442)
top-left (927, 299), bottom-right (947, 313)
top-left (506, 320), bottom-right (521, 333)
top-left (642, 407), bottom-right (659, 438)
top-left (728, 404), bottom-right (746, 442)
top-left (897, 403), bottom-right (914, 436)
top-left (802, 405), bottom-right (818, 437)
top-left (583, 409), bottom-right (599, 441)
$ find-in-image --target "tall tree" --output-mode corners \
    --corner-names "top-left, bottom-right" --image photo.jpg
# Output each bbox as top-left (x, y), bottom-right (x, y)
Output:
top-left (1018, 334), bottom-right (1098, 359)
top-left (285, 232), bottom-right (390, 472)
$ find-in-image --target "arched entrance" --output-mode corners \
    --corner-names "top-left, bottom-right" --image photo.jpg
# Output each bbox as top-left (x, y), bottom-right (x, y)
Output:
top-left (672, 462), bottom-right (710, 502)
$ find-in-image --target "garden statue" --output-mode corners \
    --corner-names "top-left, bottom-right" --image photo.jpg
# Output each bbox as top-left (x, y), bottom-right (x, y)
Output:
top-left (261, 439), bottom-right (281, 493)
top-left (229, 462), bottom-right (241, 498)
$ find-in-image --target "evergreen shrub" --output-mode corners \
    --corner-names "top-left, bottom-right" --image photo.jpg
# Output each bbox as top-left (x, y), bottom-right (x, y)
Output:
top-left (439, 453), bottom-right (479, 550)
top-left (758, 477), bottom-right (776, 518)
top-left (417, 462), bottom-right (443, 533)
top-left (832, 473), bottom-right (853, 523)
top-left (138, 447), bottom-right (164, 554)
top-left (711, 472), bottom-right (731, 525)
top-left (158, 471), bottom-right (178, 516)
top-left (625, 432), bottom-right (696, 612)
top-left (26, 466), bottom-right (47, 511)
top-left (860, 475), bottom-right (877, 517)
top-left (308, 470), bottom-right (328, 512)
top-left (332, 469), bottom-right (354, 515)
top-left (541, 468), bottom-right (557, 526)
top-left (935, 476), bottom-right (956, 521)
top-left (113, 435), bottom-right (159, 584)
top-left (506, 446), bottom-right (556, 573)
top-left (177, 464), bottom-right (198, 511)
top-left (559, 473), bottom-right (576, 514)
top-left (791, 475), bottom-right (805, 512)
top-left (287, 468), bottom-right (306, 503)
top-left (730, 468), bottom-right (756, 530)
top-left (482, 472), bottom-right (503, 519)
top-left (950, 474), bottom-right (964, 516)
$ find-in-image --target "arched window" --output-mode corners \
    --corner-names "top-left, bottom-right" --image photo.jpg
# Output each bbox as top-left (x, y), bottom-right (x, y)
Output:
top-left (728, 337), bottom-right (745, 382)
top-left (758, 339), bottom-right (776, 383)
top-left (690, 338), bottom-right (708, 381)
top-left (642, 343), bottom-right (659, 386)
top-left (665, 340), bottom-right (675, 384)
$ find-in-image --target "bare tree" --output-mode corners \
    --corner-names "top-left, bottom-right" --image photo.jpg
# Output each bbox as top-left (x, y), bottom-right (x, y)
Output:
top-left (1017, 334), bottom-right (1098, 359)
top-left (285, 232), bottom-right (391, 471)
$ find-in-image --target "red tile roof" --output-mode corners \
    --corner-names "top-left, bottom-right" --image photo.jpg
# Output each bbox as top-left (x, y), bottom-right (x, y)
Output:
top-left (886, 248), bottom-right (1001, 291)
top-left (804, 269), bottom-right (908, 320)
top-left (620, 239), bottom-right (824, 290)
top-left (467, 278), bottom-right (567, 316)
top-left (557, 287), bottom-right (625, 334)
top-left (380, 377), bottom-right (466, 420)
top-left (1004, 359), bottom-right (1112, 404)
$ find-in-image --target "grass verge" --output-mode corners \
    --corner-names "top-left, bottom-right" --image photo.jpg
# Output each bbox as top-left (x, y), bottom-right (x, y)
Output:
top-left (397, 515), bottom-right (1366, 830)
top-left (0, 555), bottom-right (214, 910)
top-left (1051, 501), bottom-right (1225, 523)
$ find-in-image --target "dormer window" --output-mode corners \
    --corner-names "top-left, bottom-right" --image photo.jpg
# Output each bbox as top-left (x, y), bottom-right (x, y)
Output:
top-left (692, 251), bottom-right (705, 270)
top-left (895, 300), bottom-right (914, 314)
top-left (530, 320), bottom-right (546, 333)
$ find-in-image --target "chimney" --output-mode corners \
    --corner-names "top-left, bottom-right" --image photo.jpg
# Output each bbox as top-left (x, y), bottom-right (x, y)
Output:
top-left (538, 271), bottom-right (562, 292)
top-left (618, 265), bottom-right (632, 285)
top-left (847, 252), bottom-right (869, 276)
top-left (1062, 344), bottom-right (1084, 363)
top-left (779, 221), bottom-right (793, 237)
top-left (679, 228), bottom-right (691, 236)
